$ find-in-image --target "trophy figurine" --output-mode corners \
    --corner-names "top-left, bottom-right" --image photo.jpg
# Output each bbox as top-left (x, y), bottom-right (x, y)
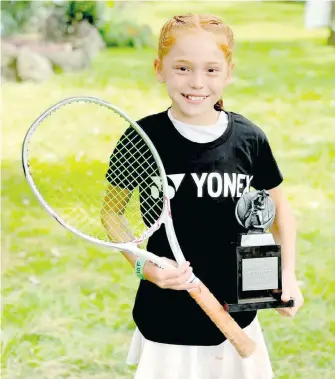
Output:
top-left (226, 189), bottom-right (294, 312)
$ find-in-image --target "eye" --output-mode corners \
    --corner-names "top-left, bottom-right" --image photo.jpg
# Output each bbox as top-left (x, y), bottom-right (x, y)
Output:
top-left (175, 66), bottom-right (189, 72)
top-left (208, 67), bottom-right (220, 74)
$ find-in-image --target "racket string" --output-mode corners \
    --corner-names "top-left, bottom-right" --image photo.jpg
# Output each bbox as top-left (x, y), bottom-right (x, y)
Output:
top-left (25, 99), bottom-right (165, 244)
top-left (105, 129), bottom-right (164, 230)
top-left (102, 179), bottom-right (163, 236)
top-left (107, 128), bottom-right (153, 185)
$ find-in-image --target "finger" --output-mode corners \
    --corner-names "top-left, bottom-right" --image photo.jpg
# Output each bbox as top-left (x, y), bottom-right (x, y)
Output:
top-left (163, 266), bottom-right (194, 288)
top-left (281, 294), bottom-right (291, 302)
top-left (161, 257), bottom-right (178, 268)
top-left (276, 306), bottom-right (297, 317)
top-left (176, 266), bottom-right (194, 284)
top-left (290, 296), bottom-right (303, 311)
top-left (276, 308), bottom-right (291, 317)
top-left (171, 280), bottom-right (199, 291)
top-left (281, 289), bottom-right (291, 302)
top-left (160, 261), bottom-right (190, 280)
top-left (162, 267), bottom-right (194, 288)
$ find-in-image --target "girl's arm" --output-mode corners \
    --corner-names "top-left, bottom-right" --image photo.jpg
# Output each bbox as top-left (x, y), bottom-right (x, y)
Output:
top-left (268, 185), bottom-right (304, 316)
top-left (268, 185), bottom-right (296, 274)
top-left (101, 184), bottom-right (137, 266)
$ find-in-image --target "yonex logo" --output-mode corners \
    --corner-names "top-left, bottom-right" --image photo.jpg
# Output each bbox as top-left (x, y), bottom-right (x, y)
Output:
top-left (150, 174), bottom-right (185, 200)
top-left (191, 173), bottom-right (253, 198)
top-left (150, 173), bottom-right (253, 199)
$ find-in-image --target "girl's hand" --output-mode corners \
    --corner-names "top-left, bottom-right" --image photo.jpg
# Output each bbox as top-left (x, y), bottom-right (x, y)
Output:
top-left (143, 258), bottom-right (198, 291)
top-left (274, 270), bottom-right (304, 317)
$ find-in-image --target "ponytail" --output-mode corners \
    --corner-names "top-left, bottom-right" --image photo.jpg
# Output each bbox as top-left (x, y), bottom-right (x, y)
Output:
top-left (214, 97), bottom-right (224, 111)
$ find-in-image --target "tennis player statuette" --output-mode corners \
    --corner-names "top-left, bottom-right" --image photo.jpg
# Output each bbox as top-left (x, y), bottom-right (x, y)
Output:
top-left (227, 190), bottom-right (294, 312)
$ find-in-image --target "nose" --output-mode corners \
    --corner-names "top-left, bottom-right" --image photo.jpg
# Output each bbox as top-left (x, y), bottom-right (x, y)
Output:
top-left (189, 71), bottom-right (204, 89)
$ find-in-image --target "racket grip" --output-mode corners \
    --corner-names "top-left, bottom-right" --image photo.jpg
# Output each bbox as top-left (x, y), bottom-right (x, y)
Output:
top-left (131, 246), bottom-right (255, 357)
top-left (189, 281), bottom-right (256, 358)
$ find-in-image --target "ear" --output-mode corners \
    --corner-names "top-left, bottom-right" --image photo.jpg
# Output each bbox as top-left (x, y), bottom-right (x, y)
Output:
top-left (226, 62), bottom-right (235, 85)
top-left (154, 58), bottom-right (165, 83)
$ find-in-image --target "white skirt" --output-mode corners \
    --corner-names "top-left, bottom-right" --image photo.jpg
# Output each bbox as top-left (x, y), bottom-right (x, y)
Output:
top-left (126, 316), bottom-right (274, 379)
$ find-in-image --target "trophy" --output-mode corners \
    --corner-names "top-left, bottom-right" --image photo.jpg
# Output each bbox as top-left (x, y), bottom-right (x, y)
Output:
top-left (225, 189), bottom-right (294, 312)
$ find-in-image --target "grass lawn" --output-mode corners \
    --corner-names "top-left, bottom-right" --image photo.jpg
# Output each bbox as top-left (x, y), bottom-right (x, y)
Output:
top-left (2, 1), bottom-right (335, 378)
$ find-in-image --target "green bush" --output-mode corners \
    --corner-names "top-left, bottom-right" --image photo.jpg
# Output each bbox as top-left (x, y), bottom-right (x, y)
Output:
top-left (1, 0), bottom-right (154, 49)
top-left (65, 1), bottom-right (100, 25)
top-left (100, 20), bottom-right (154, 48)
top-left (63, 1), bottom-right (154, 48)
top-left (1, 1), bottom-right (36, 37)
top-left (42, 1), bottom-right (105, 39)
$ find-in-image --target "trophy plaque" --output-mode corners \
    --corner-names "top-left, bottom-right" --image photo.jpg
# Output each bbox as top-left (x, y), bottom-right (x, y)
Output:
top-left (226, 189), bottom-right (295, 312)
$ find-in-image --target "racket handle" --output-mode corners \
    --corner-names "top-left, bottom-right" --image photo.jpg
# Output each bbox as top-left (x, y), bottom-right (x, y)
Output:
top-left (128, 245), bottom-right (256, 357)
top-left (188, 281), bottom-right (256, 358)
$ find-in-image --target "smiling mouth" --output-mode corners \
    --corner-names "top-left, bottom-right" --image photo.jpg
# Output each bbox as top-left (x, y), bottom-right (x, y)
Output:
top-left (181, 94), bottom-right (209, 101)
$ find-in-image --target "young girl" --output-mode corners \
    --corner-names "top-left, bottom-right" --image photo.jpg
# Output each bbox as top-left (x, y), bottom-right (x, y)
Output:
top-left (108, 13), bottom-right (304, 379)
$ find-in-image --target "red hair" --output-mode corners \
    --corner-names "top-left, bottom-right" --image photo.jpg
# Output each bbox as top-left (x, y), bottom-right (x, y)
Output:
top-left (157, 13), bottom-right (234, 111)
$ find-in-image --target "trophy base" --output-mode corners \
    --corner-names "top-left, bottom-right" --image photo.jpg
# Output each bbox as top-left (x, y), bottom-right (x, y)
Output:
top-left (226, 297), bottom-right (295, 312)
top-left (231, 233), bottom-right (295, 312)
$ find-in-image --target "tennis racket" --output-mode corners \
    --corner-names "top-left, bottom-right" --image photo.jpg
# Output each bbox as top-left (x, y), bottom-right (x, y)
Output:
top-left (22, 96), bottom-right (256, 358)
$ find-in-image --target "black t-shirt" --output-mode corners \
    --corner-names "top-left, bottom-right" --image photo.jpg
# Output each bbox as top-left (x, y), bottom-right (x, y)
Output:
top-left (107, 109), bottom-right (283, 346)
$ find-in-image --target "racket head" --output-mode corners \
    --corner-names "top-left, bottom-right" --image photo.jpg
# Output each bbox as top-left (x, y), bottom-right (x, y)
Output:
top-left (22, 96), bottom-right (171, 249)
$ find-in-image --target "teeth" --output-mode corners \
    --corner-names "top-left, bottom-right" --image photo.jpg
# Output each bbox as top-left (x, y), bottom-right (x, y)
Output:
top-left (186, 95), bottom-right (206, 101)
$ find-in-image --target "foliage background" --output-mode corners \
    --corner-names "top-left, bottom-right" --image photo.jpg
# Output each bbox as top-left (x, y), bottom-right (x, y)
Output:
top-left (2, 1), bottom-right (335, 378)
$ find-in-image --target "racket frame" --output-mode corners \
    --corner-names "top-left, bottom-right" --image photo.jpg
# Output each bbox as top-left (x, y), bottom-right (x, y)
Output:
top-left (22, 97), bottom-right (184, 267)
